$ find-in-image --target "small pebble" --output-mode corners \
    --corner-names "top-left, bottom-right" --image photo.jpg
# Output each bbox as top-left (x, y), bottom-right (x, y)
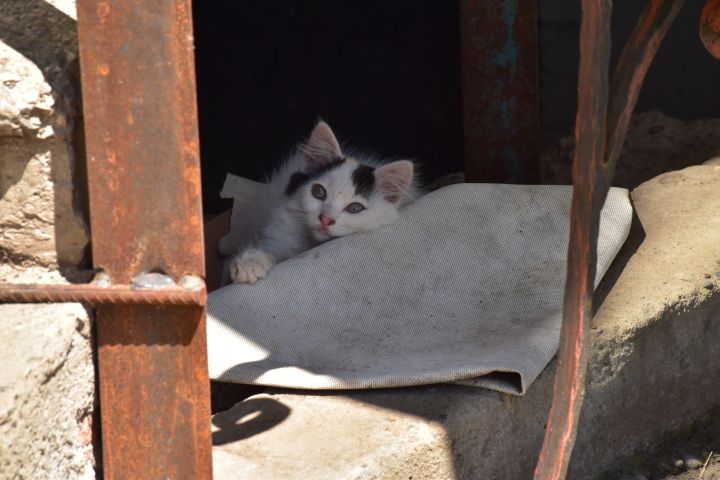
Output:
top-left (703, 280), bottom-right (714, 289)
top-left (673, 458), bottom-right (685, 469)
top-left (683, 455), bottom-right (704, 469)
top-left (705, 273), bottom-right (712, 279)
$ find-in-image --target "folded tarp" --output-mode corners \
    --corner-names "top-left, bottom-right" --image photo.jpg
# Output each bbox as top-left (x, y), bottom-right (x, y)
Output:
top-left (207, 180), bottom-right (632, 394)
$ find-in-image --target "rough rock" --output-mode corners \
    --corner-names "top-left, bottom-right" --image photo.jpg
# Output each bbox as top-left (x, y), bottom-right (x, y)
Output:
top-left (0, 43), bottom-right (58, 139)
top-left (0, 0), bottom-right (88, 270)
top-left (0, 137), bottom-right (88, 267)
top-left (0, 302), bottom-right (95, 480)
top-left (683, 455), bottom-right (704, 469)
top-left (0, 2), bottom-right (96, 479)
top-left (211, 160), bottom-right (720, 479)
top-left (0, 1), bottom-right (78, 140)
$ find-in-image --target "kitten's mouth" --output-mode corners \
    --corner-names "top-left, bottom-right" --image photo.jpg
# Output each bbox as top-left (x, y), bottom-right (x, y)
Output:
top-left (314, 225), bottom-right (335, 239)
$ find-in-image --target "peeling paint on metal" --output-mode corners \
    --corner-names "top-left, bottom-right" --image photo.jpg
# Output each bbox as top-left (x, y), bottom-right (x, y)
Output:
top-left (459, 0), bottom-right (539, 184)
top-left (489, 0), bottom-right (519, 78)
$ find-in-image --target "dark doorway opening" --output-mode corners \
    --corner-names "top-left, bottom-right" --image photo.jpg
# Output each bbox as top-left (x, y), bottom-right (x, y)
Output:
top-left (193, 1), bottom-right (465, 215)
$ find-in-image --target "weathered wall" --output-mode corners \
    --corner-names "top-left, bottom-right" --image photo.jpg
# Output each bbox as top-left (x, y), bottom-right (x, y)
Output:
top-left (0, 0), bottom-right (87, 270)
top-left (0, 1), bottom-right (96, 478)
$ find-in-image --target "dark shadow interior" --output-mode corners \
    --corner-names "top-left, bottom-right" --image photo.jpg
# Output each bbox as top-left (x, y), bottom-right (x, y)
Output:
top-left (194, 1), bottom-right (720, 217)
top-left (193, 1), bottom-right (465, 216)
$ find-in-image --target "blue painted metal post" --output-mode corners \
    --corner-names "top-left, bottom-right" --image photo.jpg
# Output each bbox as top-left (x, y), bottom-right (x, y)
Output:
top-left (459, 0), bottom-right (539, 183)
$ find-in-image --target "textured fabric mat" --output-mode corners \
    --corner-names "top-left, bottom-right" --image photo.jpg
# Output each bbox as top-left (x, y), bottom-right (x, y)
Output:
top-left (207, 181), bottom-right (632, 394)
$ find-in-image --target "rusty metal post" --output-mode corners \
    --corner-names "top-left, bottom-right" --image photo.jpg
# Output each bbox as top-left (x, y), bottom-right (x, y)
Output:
top-left (700, 0), bottom-right (720, 58)
top-left (534, 1), bottom-right (685, 479)
top-left (459, 0), bottom-right (539, 183)
top-left (76, 1), bottom-right (212, 478)
top-left (533, 3), bottom-right (611, 477)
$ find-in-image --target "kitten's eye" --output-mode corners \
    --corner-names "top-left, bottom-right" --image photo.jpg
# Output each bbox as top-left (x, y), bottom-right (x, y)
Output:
top-left (311, 184), bottom-right (326, 200)
top-left (345, 202), bottom-right (365, 214)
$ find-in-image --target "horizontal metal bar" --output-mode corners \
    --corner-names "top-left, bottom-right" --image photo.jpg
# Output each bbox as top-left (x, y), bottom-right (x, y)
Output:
top-left (0, 283), bottom-right (206, 306)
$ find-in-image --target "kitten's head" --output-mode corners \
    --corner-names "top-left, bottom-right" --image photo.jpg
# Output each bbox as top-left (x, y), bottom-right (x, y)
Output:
top-left (286, 121), bottom-right (415, 242)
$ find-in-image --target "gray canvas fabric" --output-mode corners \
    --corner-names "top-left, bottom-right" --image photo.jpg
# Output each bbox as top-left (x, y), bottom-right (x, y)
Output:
top-left (207, 179), bottom-right (632, 395)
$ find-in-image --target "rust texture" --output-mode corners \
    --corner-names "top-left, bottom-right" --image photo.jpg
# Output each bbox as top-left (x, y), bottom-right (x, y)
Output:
top-left (700, 0), bottom-right (720, 58)
top-left (533, 3), bottom-right (612, 476)
top-left (76, 0), bottom-right (212, 478)
top-left (0, 283), bottom-right (205, 306)
top-left (534, 1), bottom-right (684, 479)
top-left (606, 0), bottom-right (686, 181)
top-left (459, 0), bottom-right (539, 183)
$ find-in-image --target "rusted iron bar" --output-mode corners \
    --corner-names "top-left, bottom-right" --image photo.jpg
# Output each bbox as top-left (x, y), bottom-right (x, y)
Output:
top-left (0, 284), bottom-right (206, 306)
top-left (534, 1), bottom-right (684, 479)
top-left (605, 0), bottom-right (685, 186)
top-left (459, 0), bottom-right (539, 183)
top-left (533, 2), bottom-right (611, 477)
top-left (76, 0), bottom-right (212, 478)
top-left (700, 0), bottom-right (720, 58)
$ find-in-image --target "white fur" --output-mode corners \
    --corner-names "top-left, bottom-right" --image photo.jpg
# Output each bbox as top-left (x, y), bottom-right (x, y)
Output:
top-left (229, 122), bottom-right (417, 284)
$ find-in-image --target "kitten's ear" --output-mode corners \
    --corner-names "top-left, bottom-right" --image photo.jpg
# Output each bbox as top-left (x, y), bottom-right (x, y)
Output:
top-left (374, 160), bottom-right (414, 204)
top-left (299, 121), bottom-right (342, 171)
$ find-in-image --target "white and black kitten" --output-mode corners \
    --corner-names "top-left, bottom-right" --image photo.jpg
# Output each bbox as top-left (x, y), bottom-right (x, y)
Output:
top-left (230, 121), bottom-right (417, 284)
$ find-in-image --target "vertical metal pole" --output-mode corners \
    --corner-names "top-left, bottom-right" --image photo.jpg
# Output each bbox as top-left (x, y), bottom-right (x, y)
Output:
top-left (534, 1), bottom-right (684, 478)
top-left (76, 1), bottom-right (212, 478)
top-left (459, 0), bottom-right (539, 183)
top-left (533, 4), bottom-right (611, 478)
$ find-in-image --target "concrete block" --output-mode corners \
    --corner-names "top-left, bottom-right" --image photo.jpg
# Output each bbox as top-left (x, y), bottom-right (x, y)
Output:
top-left (213, 394), bottom-right (455, 480)
top-left (0, 302), bottom-right (95, 480)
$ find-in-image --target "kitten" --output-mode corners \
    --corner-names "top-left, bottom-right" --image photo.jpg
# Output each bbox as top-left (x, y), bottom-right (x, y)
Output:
top-left (229, 121), bottom-right (417, 284)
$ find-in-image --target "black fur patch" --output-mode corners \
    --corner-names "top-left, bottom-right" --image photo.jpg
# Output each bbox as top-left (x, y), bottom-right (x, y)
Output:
top-left (285, 157), bottom-right (347, 196)
top-left (308, 156), bottom-right (346, 178)
top-left (285, 172), bottom-right (310, 196)
top-left (352, 164), bottom-right (375, 198)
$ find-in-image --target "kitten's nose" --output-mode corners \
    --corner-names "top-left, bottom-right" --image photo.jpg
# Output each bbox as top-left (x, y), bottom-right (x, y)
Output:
top-left (319, 214), bottom-right (335, 228)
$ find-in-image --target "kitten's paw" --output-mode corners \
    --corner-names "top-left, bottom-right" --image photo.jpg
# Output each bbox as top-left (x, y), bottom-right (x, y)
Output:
top-left (230, 249), bottom-right (276, 284)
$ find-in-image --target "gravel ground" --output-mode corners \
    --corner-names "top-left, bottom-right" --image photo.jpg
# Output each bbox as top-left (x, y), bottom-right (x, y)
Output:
top-left (665, 456), bottom-right (720, 480)
top-left (600, 410), bottom-right (720, 480)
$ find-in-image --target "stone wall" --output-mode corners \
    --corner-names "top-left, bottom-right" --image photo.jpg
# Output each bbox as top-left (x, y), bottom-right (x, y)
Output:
top-left (0, 1), bottom-right (96, 478)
